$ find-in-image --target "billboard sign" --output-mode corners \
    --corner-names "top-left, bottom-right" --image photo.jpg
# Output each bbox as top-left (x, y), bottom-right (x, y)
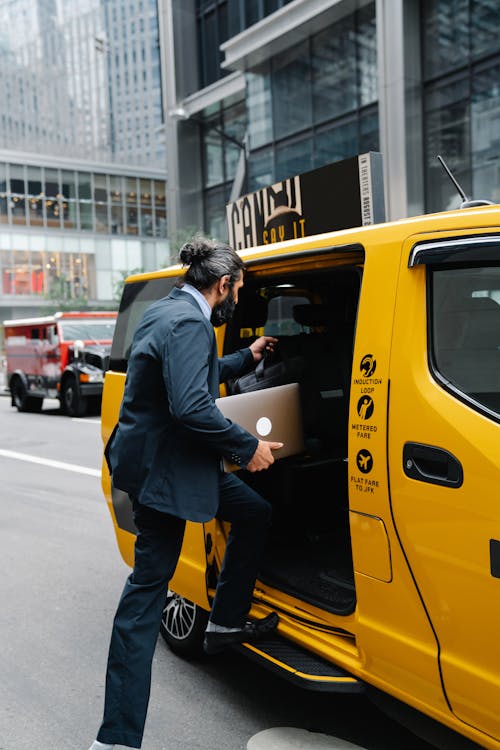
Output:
top-left (226, 152), bottom-right (385, 251)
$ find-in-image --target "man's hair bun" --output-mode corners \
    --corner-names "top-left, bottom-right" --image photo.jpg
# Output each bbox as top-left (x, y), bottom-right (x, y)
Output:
top-left (179, 235), bottom-right (212, 266)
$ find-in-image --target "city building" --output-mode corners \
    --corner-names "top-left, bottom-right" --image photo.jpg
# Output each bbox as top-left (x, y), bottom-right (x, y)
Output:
top-left (160, 0), bottom-right (500, 242)
top-left (0, 0), bottom-right (167, 324)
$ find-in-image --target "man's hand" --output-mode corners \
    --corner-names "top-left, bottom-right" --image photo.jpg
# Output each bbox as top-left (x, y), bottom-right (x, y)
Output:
top-left (246, 440), bottom-right (283, 472)
top-left (249, 335), bottom-right (278, 363)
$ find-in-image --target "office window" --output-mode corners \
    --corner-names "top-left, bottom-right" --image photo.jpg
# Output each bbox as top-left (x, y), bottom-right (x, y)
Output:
top-left (9, 164), bottom-right (26, 226)
top-left (61, 170), bottom-right (78, 230)
top-left (44, 168), bottom-right (61, 229)
top-left (109, 175), bottom-right (124, 235)
top-left (273, 41), bottom-right (312, 140)
top-left (0, 162), bottom-right (7, 223)
top-left (422, 1), bottom-right (500, 212)
top-left (422, 0), bottom-right (469, 79)
top-left (247, 64), bottom-right (273, 149)
top-left (26, 166), bottom-right (44, 228)
top-left (139, 178), bottom-right (153, 236)
top-left (197, 0), bottom-right (229, 88)
top-left (153, 179), bottom-right (167, 238)
top-left (312, 17), bottom-right (357, 124)
top-left (94, 173), bottom-right (109, 233)
top-left (78, 172), bottom-right (94, 231)
top-left (125, 177), bottom-right (139, 235)
top-left (276, 136), bottom-right (313, 183)
top-left (314, 120), bottom-right (358, 167)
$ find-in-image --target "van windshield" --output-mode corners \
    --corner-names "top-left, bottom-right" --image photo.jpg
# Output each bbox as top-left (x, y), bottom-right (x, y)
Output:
top-left (59, 319), bottom-right (116, 342)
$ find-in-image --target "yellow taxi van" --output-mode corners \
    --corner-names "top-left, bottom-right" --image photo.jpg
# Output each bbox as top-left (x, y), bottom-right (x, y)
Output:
top-left (101, 203), bottom-right (500, 750)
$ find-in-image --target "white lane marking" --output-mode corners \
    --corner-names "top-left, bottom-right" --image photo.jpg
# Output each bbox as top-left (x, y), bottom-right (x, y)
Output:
top-left (247, 728), bottom-right (366, 749)
top-left (71, 417), bottom-right (101, 424)
top-left (0, 449), bottom-right (100, 477)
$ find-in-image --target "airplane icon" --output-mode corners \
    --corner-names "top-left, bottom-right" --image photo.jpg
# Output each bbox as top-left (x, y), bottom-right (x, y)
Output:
top-left (357, 450), bottom-right (373, 473)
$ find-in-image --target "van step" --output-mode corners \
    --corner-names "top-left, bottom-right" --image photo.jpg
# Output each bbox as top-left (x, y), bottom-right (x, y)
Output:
top-left (235, 635), bottom-right (364, 693)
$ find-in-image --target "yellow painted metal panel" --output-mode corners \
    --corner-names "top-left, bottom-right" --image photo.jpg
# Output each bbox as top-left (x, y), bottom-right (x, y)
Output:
top-left (349, 511), bottom-right (392, 582)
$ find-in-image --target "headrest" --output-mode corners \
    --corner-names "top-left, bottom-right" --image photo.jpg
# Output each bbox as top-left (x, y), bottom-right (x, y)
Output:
top-left (461, 296), bottom-right (499, 310)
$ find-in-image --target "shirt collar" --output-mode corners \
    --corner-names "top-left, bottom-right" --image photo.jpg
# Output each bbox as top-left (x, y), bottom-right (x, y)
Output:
top-left (180, 283), bottom-right (212, 321)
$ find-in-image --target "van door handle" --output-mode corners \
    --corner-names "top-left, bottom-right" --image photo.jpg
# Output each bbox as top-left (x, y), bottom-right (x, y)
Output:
top-left (403, 442), bottom-right (463, 488)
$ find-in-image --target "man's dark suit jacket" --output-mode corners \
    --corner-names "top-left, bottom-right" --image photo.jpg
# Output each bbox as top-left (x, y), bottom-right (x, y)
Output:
top-left (108, 286), bottom-right (259, 522)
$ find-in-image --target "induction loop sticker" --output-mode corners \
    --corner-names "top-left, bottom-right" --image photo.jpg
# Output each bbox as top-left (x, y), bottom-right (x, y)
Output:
top-left (256, 416), bottom-right (272, 436)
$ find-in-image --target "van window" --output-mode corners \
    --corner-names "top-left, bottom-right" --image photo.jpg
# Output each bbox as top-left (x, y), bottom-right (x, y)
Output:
top-left (431, 265), bottom-right (500, 417)
top-left (110, 276), bottom-right (176, 372)
top-left (265, 295), bottom-right (310, 336)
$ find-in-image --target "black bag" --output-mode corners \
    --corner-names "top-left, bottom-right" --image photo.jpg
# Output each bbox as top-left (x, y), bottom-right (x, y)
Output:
top-left (231, 351), bottom-right (305, 394)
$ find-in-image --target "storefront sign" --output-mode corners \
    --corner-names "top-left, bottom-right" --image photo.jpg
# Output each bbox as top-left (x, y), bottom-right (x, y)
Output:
top-left (226, 152), bottom-right (385, 251)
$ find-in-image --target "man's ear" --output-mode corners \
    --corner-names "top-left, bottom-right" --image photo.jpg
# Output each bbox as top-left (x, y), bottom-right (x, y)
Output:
top-left (218, 274), bottom-right (230, 294)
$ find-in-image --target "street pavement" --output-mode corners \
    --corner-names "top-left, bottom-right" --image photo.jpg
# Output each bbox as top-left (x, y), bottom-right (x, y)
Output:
top-left (0, 395), bottom-right (443, 750)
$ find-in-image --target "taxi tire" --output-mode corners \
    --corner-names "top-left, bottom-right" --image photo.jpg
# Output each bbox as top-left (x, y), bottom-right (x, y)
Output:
top-left (160, 589), bottom-right (209, 659)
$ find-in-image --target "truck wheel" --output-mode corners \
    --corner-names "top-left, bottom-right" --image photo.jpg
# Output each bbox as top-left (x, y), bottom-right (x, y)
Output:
top-left (160, 589), bottom-right (209, 659)
top-left (11, 377), bottom-right (43, 413)
top-left (61, 378), bottom-right (87, 417)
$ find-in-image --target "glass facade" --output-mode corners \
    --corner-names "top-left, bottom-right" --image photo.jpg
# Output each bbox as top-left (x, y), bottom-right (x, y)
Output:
top-left (196, 0), bottom-right (229, 89)
top-left (248, 5), bottom-right (378, 190)
top-left (198, 3), bottom-right (378, 241)
top-left (227, 0), bottom-right (295, 37)
top-left (1, 248), bottom-right (96, 301)
top-left (0, 162), bottom-right (166, 238)
top-left (0, 0), bottom-right (164, 167)
top-left (422, 0), bottom-right (500, 211)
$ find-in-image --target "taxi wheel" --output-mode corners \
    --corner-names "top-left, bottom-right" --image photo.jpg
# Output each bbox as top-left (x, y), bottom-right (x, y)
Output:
top-left (160, 589), bottom-right (209, 659)
top-left (61, 377), bottom-right (87, 417)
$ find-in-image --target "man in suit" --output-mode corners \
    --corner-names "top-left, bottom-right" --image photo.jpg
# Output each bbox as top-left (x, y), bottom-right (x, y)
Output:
top-left (88, 235), bottom-right (281, 750)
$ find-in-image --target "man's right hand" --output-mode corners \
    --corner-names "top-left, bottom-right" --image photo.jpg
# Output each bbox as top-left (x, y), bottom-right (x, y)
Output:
top-left (246, 440), bottom-right (283, 472)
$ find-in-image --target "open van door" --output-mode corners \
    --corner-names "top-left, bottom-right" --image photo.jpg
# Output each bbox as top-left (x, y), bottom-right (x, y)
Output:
top-left (388, 232), bottom-right (500, 741)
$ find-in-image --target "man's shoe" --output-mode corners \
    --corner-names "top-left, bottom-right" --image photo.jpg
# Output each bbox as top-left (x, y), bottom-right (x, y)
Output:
top-left (203, 612), bottom-right (279, 655)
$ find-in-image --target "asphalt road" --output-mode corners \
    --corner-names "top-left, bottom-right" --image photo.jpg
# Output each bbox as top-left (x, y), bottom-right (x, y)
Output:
top-left (0, 394), bottom-right (444, 750)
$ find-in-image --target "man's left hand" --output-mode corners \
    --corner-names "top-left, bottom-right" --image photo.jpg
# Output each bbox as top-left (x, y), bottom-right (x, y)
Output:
top-left (249, 335), bottom-right (278, 363)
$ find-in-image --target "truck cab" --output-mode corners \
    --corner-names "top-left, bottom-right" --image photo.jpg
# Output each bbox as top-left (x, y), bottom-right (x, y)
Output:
top-left (101, 204), bottom-right (500, 750)
top-left (4, 310), bottom-right (116, 416)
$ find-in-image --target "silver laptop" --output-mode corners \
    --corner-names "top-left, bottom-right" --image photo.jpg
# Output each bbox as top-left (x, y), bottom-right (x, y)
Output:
top-left (216, 382), bottom-right (305, 471)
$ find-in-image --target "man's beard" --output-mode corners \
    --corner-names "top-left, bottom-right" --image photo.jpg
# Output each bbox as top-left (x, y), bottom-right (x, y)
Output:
top-left (211, 293), bottom-right (236, 327)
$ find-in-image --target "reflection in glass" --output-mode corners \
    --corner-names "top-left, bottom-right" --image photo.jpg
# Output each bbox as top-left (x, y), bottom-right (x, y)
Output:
top-left (247, 65), bottom-right (273, 149)
top-left (358, 5), bottom-right (377, 107)
top-left (471, 0), bottom-right (500, 59)
top-left (315, 121), bottom-right (357, 167)
top-left (203, 118), bottom-right (224, 187)
top-left (424, 77), bottom-right (470, 212)
top-left (27, 166), bottom-right (44, 227)
top-left (223, 99), bottom-right (246, 184)
top-left (61, 170), bottom-right (78, 229)
top-left (0, 163), bottom-right (6, 222)
top-left (422, 0), bottom-right (468, 79)
top-left (249, 147), bottom-right (274, 192)
top-left (312, 18), bottom-right (357, 123)
top-left (360, 106), bottom-right (379, 152)
top-left (273, 42), bottom-right (312, 140)
top-left (471, 61), bottom-right (500, 204)
top-left (276, 137), bottom-right (313, 182)
top-left (9, 164), bottom-right (26, 225)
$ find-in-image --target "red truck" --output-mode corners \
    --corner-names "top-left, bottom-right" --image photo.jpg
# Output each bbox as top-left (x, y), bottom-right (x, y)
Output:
top-left (3, 310), bottom-right (117, 417)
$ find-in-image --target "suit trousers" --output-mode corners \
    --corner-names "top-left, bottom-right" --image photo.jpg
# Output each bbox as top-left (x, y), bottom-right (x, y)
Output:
top-left (96, 470), bottom-right (271, 748)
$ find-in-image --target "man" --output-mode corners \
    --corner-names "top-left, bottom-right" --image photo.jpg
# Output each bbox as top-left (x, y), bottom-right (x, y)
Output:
top-left (88, 235), bottom-right (281, 750)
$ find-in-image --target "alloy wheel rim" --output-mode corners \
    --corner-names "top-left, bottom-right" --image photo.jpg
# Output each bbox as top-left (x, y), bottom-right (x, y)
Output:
top-left (162, 590), bottom-right (196, 640)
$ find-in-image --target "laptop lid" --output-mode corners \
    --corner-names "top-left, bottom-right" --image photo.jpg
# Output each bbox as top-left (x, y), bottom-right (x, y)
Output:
top-left (216, 382), bottom-right (305, 470)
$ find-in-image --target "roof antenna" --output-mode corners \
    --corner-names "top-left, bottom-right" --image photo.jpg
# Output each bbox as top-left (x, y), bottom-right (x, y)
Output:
top-left (437, 154), bottom-right (494, 209)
